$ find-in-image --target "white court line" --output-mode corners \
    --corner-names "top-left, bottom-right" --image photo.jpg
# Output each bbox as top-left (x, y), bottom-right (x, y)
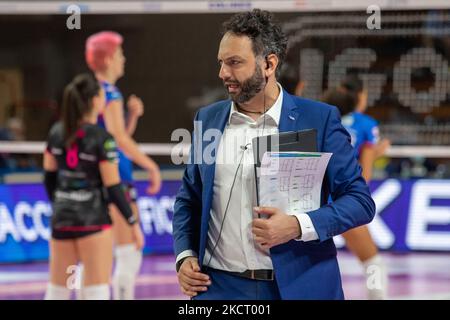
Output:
top-left (0, 282), bottom-right (46, 295)
top-left (138, 292), bottom-right (450, 300)
top-left (1, 279), bottom-right (448, 300)
top-left (138, 295), bottom-right (187, 300)
top-left (0, 272), bottom-right (48, 283)
top-left (0, 273), bottom-right (179, 295)
top-left (393, 292), bottom-right (450, 300)
top-left (153, 262), bottom-right (179, 272)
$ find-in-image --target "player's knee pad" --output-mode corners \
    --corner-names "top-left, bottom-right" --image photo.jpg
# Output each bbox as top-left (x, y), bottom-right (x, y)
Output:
top-left (82, 284), bottom-right (110, 300)
top-left (44, 283), bottom-right (71, 300)
top-left (114, 244), bottom-right (142, 276)
top-left (112, 244), bottom-right (142, 300)
top-left (74, 263), bottom-right (84, 300)
top-left (363, 254), bottom-right (388, 300)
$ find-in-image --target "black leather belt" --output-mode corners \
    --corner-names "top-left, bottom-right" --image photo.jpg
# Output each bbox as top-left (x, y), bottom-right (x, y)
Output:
top-left (228, 269), bottom-right (274, 281)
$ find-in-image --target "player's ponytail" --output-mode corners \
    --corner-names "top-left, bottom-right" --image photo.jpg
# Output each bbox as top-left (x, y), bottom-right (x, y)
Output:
top-left (62, 73), bottom-right (100, 147)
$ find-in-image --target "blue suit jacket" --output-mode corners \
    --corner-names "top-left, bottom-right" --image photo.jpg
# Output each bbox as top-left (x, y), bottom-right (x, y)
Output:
top-left (173, 90), bottom-right (376, 299)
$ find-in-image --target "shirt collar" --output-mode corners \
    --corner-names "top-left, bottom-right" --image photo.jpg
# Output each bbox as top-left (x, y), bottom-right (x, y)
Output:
top-left (228, 83), bottom-right (284, 126)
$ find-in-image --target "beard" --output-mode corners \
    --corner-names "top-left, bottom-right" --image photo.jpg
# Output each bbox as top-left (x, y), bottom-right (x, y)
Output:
top-left (224, 65), bottom-right (265, 104)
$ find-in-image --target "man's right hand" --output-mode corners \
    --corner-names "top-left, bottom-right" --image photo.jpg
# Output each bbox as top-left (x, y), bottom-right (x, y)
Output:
top-left (177, 257), bottom-right (211, 297)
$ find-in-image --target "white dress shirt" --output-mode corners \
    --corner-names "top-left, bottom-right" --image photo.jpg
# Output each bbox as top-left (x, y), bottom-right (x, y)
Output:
top-left (176, 84), bottom-right (319, 271)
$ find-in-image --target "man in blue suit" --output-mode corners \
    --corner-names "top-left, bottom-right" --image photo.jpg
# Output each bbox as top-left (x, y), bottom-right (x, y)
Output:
top-left (173, 9), bottom-right (375, 300)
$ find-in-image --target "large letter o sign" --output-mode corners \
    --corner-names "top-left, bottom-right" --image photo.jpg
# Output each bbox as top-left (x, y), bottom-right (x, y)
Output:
top-left (393, 47), bottom-right (450, 113)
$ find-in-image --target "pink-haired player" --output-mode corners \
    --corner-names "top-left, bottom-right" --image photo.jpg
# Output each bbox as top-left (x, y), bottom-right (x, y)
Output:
top-left (85, 31), bottom-right (162, 300)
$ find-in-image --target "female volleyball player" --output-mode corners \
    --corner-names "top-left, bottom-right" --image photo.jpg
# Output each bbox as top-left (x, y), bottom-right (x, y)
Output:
top-left (43, 74), bottom-right (143, 300)
top-left (323, 75), bottom-right (390, 300)
top-left (85, 31), bottom-right (162, 300)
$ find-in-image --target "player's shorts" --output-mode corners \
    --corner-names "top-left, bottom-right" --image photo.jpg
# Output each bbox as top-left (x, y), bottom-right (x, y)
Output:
top-left (52, 225), bottom-right (112, 240)
top-left (51, 188), bottom-right (113, 240)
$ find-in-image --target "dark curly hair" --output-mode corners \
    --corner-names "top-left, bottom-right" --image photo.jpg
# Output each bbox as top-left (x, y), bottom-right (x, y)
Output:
top-left (222, 9), bottom-right (288, 77)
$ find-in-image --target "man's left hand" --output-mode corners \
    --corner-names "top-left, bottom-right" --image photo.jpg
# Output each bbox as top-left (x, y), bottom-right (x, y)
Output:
top-left (252, 206), bottom-right (301, 250)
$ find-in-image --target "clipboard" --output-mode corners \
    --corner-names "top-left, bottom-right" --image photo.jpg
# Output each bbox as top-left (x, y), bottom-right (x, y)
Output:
top-left (252, 129), bottom-right (317, 206)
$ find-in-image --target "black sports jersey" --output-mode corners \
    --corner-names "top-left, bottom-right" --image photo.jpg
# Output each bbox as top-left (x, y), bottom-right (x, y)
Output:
top-left (46, 122), bottom-right (118, 233)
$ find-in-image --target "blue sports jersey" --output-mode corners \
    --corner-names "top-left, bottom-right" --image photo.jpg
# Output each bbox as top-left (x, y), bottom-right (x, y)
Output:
top-left (98, 80), bottom-right (133, 183)
top-left (326, 111), bottom-right (380, 205)
top-left (341, 112), bottom-right (380, 159)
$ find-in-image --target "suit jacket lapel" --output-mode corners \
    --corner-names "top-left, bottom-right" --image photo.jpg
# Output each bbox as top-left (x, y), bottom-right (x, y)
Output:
top-left (199, 101), bottom-right (231, 265)
top-left (278, 90), bottom-right (300, 133)
top-left (202, 101), bottom-right (231, 183)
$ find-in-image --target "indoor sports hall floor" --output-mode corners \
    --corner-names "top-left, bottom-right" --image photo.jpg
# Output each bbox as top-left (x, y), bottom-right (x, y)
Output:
top-left (0, 251), bottom-right (449, 300)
